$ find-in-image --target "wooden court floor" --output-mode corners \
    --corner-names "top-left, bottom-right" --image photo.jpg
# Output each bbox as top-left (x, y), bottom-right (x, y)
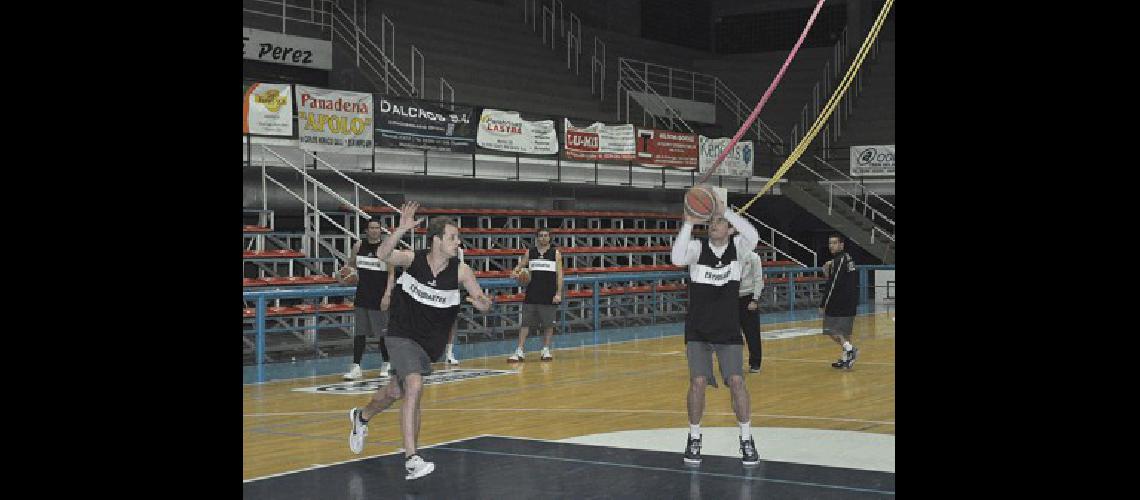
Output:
top-left (243, 311), bottom-right (895, 480)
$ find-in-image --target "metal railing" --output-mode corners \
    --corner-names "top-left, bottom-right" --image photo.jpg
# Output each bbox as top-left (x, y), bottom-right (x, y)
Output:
top-left (440, 78), bottom-right (454, 109)
top-left (244, 286), bottom-right (357, 383)
top-left (296, 148), bottom-right (415, 251)
top-left (245, 264), bottom-right (899, 383)
top-left (733, 205), bottom-right (817, 268)
top-left (243, 0), bottom-right (332, 36)
top-left (871, 226), bottom-right (895, 244)
top-left (592, 36), bottom-right (606, 101)
top-left (410, 46), bottom-right (425, 97)
top-left (794, 158), bottom-right (894, 241)
top-left (616, 59), bottom-right (694, 133)
top-left (789, 27), bottom-right (883, 160)
top-left (323, 0), bottom-right (451, 104)
top-left (566, 13), bottom-right (581, 74)
top-left (713, 78), bottom-right (784, 151)
top-left (380, 13), bottom-right (395, 65)
top-left (524, 1), bottom-right (597, 89)
top-left (541, 4), bottom-right (555, 49)
top-left (808, 154), bottom-right (894, 220)
top-left (259, 145), bottom-right (370, 266)
top-left (617, 58), bottom-right (783, 150)
top-left (328, 3), bottom-right (415, 96)
top-left (620, 57), bottom-right (717, 102)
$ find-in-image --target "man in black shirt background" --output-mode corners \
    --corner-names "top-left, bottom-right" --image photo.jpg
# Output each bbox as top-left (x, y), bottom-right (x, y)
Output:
top-left (819, 234), bottom-right (859, 369)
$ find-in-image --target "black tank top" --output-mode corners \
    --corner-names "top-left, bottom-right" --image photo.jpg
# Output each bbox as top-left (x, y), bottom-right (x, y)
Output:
top-left (524, 246), bottom-right (558, 304)
top-left (354, 239), bottom-right (388, 310)
top-left (388, 249), bottom-right (461, 360)
top-left (685, 237), bottom-right (743, 344)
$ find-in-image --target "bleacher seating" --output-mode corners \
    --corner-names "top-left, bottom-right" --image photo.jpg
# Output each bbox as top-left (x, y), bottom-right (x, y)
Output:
top-left (244, 206), bottom-right (822, 363)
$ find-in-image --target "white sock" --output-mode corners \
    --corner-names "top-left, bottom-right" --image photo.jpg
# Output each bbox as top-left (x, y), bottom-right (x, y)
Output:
top-left (689, 424), bottom-right (701, 438)
top-left (842, 341), bottom-right (853, 351)
top-left (739, 421), bottom-right (752, 440)
top-left (446, 344), bottom-right (453, 356)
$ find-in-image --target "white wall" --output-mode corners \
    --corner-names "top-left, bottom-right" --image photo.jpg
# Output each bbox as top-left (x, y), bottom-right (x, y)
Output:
top-left (873, 269), bottom-right (894, 304)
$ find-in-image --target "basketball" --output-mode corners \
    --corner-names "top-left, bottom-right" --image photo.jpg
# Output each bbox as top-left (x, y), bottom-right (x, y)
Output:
top-left (338, 266), bottom-right (359, 284)
top-left (684, 185), bottom-right (719, 221)
top-left (514, 268), bottom-right (531, 286)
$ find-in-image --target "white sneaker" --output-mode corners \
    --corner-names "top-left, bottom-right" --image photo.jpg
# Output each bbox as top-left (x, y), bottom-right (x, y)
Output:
top-left (404, 454), bottom-right (435, 480)
top-left (844, 347), bottom-right (859, 369)
top-left (446, 352), bottom-right (460, 365)
top-left (348, 408), bottom-right (368, 454)
top-left (343, 363), bottom-right (363, 381)
top-left (380, 361), bottom-right (391, 376)
top-left (540, 347), bottom-right (553, 361)
top-left (507, 350), bottom-right (524, 363)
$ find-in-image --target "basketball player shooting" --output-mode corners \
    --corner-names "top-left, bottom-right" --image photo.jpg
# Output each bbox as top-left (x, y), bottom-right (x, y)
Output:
top-left (671, 188), bottom-right (763, 466)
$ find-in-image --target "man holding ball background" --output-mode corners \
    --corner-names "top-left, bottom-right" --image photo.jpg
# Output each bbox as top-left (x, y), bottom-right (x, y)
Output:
top-left (338, 219), bottom-right (396, 380)
top-left (509, 227), bottom-right (563, 362)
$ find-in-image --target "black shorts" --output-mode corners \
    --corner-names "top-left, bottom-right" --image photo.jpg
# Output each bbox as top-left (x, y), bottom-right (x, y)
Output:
top-left (822, 315), bottom-right (854, 337)
top-left (353, 307), bottom-right (389, 337)
top-left (521, 303), bottom-right (557, 329)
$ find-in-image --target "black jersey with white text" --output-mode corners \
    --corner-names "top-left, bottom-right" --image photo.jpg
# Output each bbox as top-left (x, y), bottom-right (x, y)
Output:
top-left (388, 249), bottom-right (461, 360)
top-left (685, 237), bottom-right (743, 344)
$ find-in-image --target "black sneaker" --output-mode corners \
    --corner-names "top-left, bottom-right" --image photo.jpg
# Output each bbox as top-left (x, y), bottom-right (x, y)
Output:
top-left (749, 364), bottom-right (761, 373)
top-left (683, 434), bottom-right (702, 465)
top-left (831, 358), bottom-right (848, 369)
top-left (844, 347), bottom-right (859, 369)
top-left (740, 437), bottom-right (759, 466)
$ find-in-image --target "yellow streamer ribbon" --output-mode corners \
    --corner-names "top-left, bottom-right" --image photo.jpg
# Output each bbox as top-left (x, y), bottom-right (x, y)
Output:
top-left (738, 0), bottom-right (895, 213)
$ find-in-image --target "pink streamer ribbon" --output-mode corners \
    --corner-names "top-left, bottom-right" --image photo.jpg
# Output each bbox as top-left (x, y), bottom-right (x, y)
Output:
top-left (698, 0), bottom-right (828, 184)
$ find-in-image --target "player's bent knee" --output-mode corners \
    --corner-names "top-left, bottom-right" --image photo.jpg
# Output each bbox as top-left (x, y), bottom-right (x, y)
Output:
top-left (727, 375), bottom-right (745, 389)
